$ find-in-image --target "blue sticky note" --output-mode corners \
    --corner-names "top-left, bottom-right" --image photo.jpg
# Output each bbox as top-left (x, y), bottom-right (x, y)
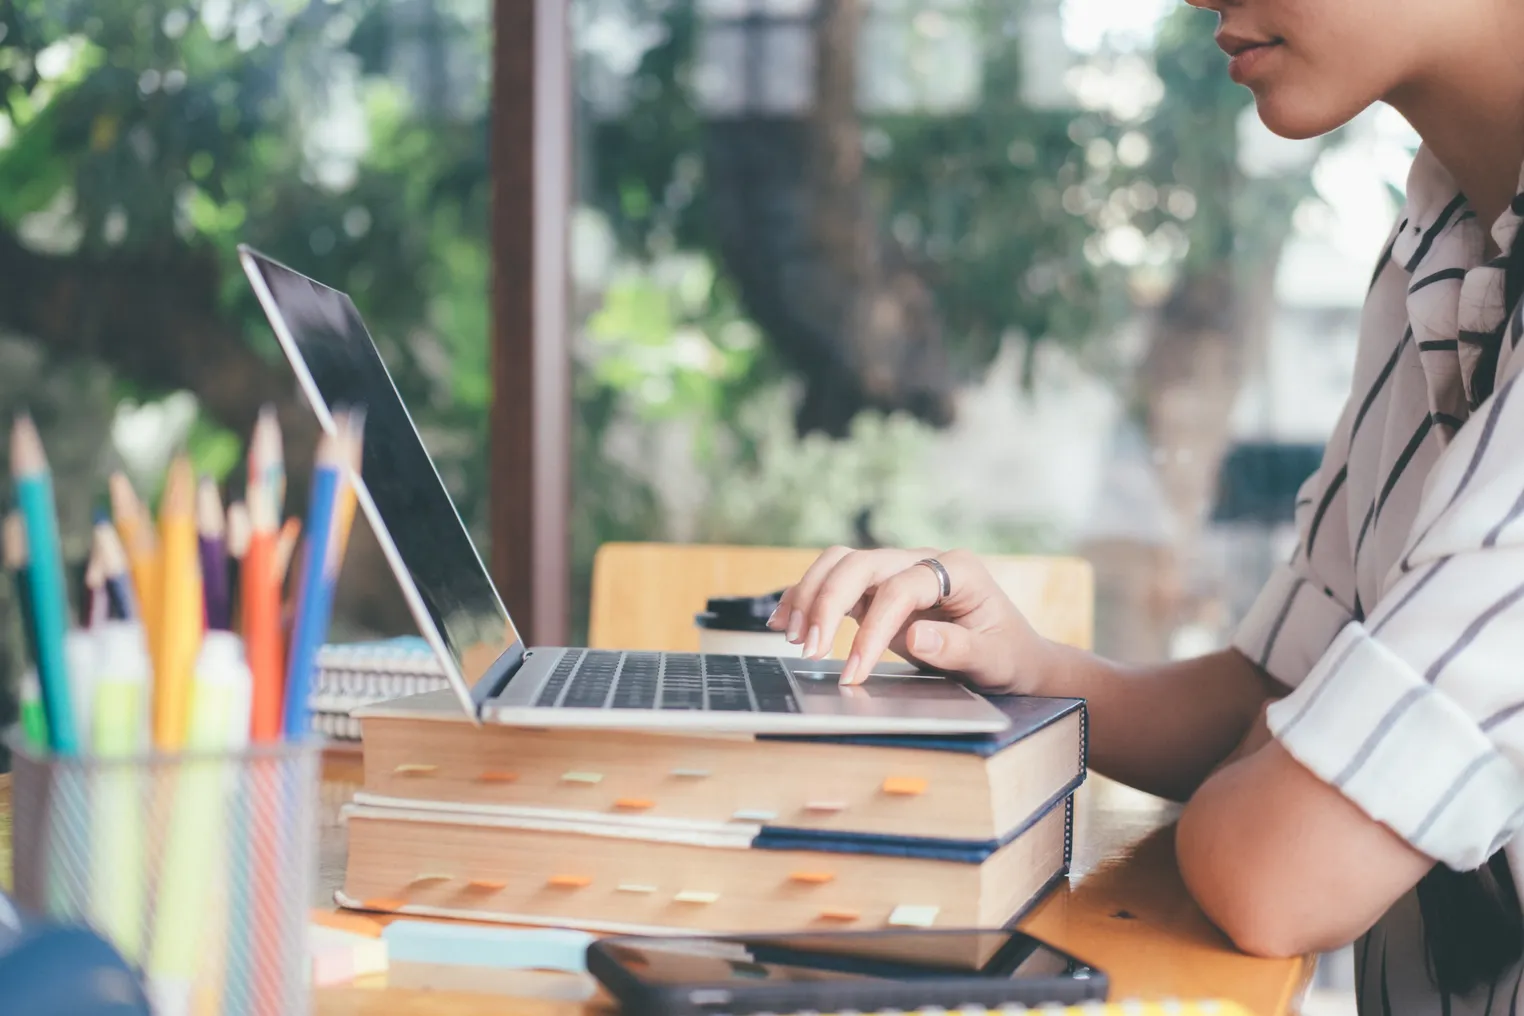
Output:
top-left (380, 921), bottom-right (593, 972)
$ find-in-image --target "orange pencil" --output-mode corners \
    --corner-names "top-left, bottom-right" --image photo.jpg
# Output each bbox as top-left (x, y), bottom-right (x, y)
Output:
top-left (153, 457), bottom-right (201, 749)
top-left (333, 409), bottom-right (365, 557)
top-left (245, 408), bottom-right (285, 742)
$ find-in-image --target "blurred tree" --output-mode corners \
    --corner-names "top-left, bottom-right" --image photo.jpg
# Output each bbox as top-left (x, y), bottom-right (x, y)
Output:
top-left (1078, 8), bottom-right (1325, 659)
top-left (0, 0), bottom-right (494, 639)
top-left (581, 0), bottom-right (1126, 437)
top-left (0, 0), bottom-right (1323, 667)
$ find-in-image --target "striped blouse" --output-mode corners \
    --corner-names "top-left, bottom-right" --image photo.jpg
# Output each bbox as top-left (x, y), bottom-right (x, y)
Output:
top-left (1232, 144), bottom-right (1524, 1012)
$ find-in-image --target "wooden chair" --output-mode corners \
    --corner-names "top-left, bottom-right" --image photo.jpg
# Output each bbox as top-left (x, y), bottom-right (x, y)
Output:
top-left (588, 542), bottom-right (1092, 657)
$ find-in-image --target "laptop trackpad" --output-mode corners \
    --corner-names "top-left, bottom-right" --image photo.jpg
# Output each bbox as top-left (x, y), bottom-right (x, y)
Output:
top-left (791, 670), bottom-right (974, 700)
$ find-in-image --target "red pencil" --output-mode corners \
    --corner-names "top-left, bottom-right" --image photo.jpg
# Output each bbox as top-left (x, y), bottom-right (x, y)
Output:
top-left (245, 408), bottom-right (284, 742)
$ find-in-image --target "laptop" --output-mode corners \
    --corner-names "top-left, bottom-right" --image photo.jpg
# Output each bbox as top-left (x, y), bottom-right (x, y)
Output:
top-left (238, 245), bottom-right (1012, 735)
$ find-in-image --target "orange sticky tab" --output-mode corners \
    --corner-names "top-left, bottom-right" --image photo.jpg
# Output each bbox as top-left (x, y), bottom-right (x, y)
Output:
top-left (310, 909), bottom-right (385, 938)
top-left (467, 879), bottom-right (508, 891)
top-left (361, 898), bottom-right (405, 913)
top-left (882, 776), bottom-right (928, 796)
top-left (478, 771), bottom-right (519, 783)
top-left (393, 764), bottom-right (438, 776)
top-left (615, 798), bottom-right (655, 811)
top-left (790, 871), bottom-right (836, 885)
top-left (818, 908), bottom-right (859, 922)
top-left (548, 874), bottom-right (592, 888)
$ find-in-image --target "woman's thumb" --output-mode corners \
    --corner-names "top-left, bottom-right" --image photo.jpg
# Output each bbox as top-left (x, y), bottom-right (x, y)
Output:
top-left (907, 620), bottom-right (972, 669)
top-left (907, 620), bottom-right (1009, 689)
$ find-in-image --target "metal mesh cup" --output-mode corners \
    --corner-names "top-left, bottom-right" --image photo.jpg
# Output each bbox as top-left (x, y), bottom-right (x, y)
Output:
top-left (8, 731), bottom-right (321, 1016)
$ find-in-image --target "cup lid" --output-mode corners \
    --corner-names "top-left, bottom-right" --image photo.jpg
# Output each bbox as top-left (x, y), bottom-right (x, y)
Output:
top-left (694, 590), bottom-right (785, 632)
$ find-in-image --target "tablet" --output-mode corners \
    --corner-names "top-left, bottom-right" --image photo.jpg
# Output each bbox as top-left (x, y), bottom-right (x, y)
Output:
top-left (586, 928), bottom-right (1107, 1016)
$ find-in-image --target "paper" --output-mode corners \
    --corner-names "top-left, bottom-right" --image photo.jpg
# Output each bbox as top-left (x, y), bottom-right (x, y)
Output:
top-left (731, 809), bottom-right (778, 822)
top-left (887, 904), bottom-right (940, 928)
top-left (381, 921), bottom-right (593, 973)
top-left (673, 890), bottom-right (720, 905)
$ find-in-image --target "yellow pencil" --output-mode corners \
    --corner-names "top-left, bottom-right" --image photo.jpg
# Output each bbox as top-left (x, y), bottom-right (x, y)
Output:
top-left (154, 458), bottom-right (202, 749)
top-left (110, 472), bottom-right (160, 669)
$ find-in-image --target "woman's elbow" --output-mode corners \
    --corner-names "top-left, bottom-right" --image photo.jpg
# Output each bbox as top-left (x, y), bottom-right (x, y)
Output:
top-left (1208, 899), bottom-right (1322, 959)
top-left (1176, 801), bottom-right (1353, 959)
top-left (1178, 841), bottom-right (1308, 956)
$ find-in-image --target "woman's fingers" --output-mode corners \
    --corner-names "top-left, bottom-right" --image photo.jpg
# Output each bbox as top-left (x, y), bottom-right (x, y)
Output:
top-left (767, 545), bottom-right (854, 642)
top-left (805, 548), bottom-right (936, 659)
top-left (839, 565), bottom-right (944, 684)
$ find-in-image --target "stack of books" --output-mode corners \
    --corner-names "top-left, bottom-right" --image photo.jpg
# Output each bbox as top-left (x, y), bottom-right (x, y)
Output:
top-left (336, 679), bottom-right (1087, 936)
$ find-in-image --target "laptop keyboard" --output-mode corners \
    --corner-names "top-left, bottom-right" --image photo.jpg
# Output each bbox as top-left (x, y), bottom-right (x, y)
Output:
top-left (535, 650), bottom-right (800, 713)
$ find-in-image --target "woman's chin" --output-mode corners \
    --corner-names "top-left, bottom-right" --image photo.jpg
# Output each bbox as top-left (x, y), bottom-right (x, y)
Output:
top-left (1251, 93), bottom-right (1353, 142)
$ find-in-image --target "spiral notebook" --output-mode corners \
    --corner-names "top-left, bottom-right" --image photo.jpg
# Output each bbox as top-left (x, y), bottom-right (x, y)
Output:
top-left (309, 637), bottom-right (449, 740)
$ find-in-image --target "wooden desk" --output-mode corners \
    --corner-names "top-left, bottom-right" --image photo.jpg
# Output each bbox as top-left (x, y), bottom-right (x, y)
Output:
top-left (0, 760), bottom-right (1308, 1016)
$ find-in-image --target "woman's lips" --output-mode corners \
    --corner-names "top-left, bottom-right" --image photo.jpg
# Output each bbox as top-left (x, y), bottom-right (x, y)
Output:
top-left (1227, 40), bottom-right (1282, 84)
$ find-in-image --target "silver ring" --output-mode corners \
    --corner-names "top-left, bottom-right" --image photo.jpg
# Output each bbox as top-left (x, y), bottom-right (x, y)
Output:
top-left (915, 558), bottom-right (952, 608)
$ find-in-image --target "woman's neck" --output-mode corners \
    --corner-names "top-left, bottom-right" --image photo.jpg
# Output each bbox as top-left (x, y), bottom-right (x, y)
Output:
top-left (1389, 59), bottom-right (1524, 249)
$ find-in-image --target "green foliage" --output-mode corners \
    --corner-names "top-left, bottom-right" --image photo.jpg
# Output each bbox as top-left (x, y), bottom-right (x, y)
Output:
top-left (0, 0), bottom-right (1321, 643)
top-left (0, 0), bottom-right (495, 528)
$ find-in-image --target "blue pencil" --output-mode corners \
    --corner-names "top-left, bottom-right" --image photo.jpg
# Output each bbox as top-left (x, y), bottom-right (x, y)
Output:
top-left (11, 414), bottom-right (78, 754)
top-left (281, 419), bottom-right (345, 740)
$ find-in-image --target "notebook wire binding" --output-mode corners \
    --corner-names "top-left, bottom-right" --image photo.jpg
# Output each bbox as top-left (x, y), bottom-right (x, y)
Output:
top-left (308, 638), bottom-right (449, 739)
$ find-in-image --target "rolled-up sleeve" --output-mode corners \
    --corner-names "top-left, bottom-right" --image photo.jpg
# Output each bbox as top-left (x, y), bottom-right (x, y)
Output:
top-left (1258, 382), bottom-right (1524, 872)
top-left (1234, 563), bottom-right (1355, 692)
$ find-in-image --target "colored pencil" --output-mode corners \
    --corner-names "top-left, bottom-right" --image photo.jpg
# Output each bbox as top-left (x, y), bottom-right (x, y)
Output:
top-left (255, 405), bottom-right (286, 523)
top-left (247, 405), bottom-right (290, 1016)
top-left (89, 619), bottom-right (151, 963)
top-left (83, 553), bottom-right (106, 629)
top-left (227, 501), bottom-right (250, 634)
top-left (281, 416), bottom-right (347, 740)
top-left (246, 408), bottom-right (285, 742)
top-left (16, 669), bottom-right (46, 750)
top-left (154, 457), bottom-right (202, 750)
top-left (273, 517), bottom-right (302, 589)
top-left (5, 512), bottom-right (47, 749)
top-left (11, 414), bottom-right (78, 754)
top-left (198, 477), bottom-right (231, 632)
top-left (150, 629), bottom-right (253, 1014)
top-left (5, 512), bottom-right (39, 667)
top-left (93, 520), bottom-right (137, 622)
top-left (333, 409), bottom-right (365, 559)
top-left (110, 472), bottom-right (160, 666)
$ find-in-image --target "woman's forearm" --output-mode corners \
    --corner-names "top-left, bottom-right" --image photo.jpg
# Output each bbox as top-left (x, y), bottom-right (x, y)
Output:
top-left (1038, 644), bottom-right (1281, 801)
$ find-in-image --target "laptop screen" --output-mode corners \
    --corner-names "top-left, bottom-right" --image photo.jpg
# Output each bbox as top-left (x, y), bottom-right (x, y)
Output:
top-left (240, 247), bottom-right (519, 709)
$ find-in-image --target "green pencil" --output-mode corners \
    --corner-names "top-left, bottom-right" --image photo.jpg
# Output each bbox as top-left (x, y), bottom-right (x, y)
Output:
top-left (4, 512), bottom-right (46, 749)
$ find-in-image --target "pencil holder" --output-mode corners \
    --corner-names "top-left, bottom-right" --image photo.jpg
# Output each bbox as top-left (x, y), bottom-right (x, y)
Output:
top-left (7, 731), bottom-right (322, 1016)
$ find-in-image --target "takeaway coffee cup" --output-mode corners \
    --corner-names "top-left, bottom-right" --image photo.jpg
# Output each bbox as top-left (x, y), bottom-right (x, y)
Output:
top-left (695, 591), bottom-right (803, 657)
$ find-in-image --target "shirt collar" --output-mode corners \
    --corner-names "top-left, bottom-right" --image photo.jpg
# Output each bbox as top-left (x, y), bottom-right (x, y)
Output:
top-left (1391, 146), bottom-right (1476, 274)
top-left (1397, 144), bottom-right (1524, 266)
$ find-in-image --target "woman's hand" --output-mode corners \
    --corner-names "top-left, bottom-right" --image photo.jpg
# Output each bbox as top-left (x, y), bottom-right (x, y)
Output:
top-left (767, 546), bottom-right (1058, 689)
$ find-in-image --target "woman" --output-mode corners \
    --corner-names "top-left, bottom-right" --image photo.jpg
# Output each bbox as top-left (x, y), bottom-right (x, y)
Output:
top-left (771, 0), bottom-right (1524, 1010)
